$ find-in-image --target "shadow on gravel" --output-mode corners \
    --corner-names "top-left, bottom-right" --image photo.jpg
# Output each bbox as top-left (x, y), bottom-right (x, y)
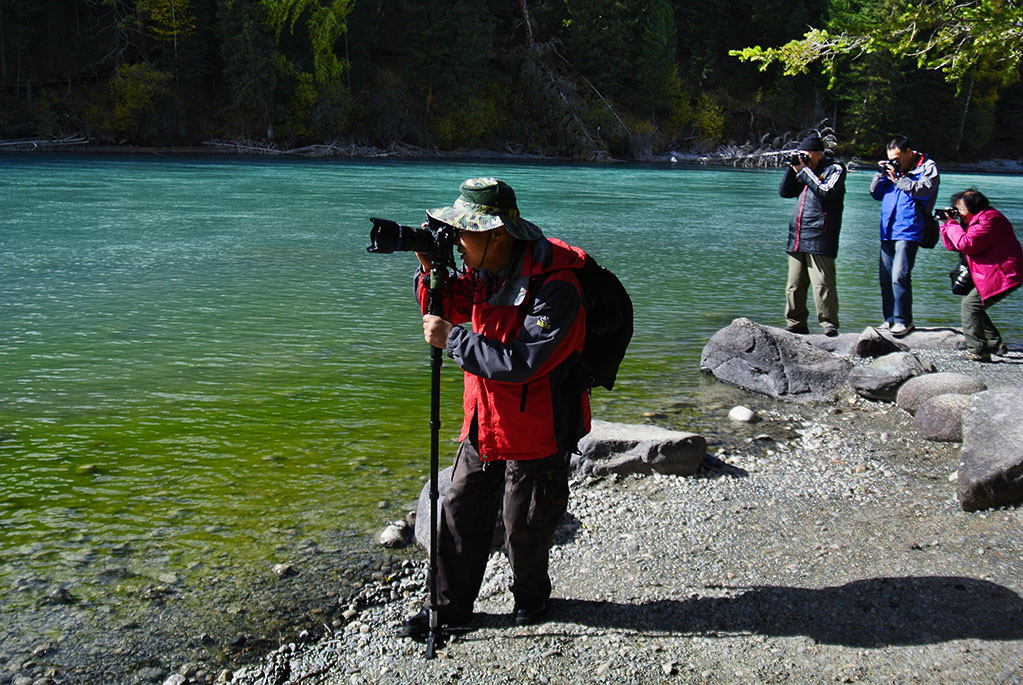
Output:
top-left (530, 576), bottom-right (1023, 647)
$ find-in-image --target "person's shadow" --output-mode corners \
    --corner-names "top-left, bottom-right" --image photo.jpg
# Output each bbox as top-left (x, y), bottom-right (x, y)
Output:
top-left (470, 576), bottom-right (1023, 647)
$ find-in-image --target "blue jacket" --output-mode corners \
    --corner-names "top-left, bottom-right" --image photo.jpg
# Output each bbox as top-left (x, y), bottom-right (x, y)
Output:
top-left (869, 153), bottom-right (940, 241)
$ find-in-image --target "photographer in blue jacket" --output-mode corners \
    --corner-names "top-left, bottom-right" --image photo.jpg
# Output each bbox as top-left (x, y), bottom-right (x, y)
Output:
top-left (869, 136), bottom-right (940, 337)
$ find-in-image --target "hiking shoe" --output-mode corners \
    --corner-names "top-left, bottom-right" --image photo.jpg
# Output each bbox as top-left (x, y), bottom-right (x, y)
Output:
top-left (514, 599), bottom-right (551, 626)
top-left (784, 323), bottom-right (809, 335)
top-left (889, 322), bottom-right (914, 337)
top-left (992, 342), bottom-right (1010, 356)
top-left (823, 325), bottom-right (839, 337)
top-left (398, 608), bottom-right (471, 638)
top-left (965, 351), bottom-right (992, 363)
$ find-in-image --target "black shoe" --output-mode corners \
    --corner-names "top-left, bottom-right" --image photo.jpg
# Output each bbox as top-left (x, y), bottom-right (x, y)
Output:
top-left (514, 599), bottom-right (551, 626)
top-left (991, 342), bottom-right (1010, 356)
top-left (823, 325), bottom-right (839, 337)
top-left (784, 323), bottom-right (809, 335)
top-left (398, 607), bottom-right (471, 638)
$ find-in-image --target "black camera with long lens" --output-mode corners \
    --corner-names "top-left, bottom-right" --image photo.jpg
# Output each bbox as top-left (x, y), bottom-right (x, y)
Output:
top-left (367, 216), bottom-right (458, 265)
top-left (934, 207), bottom-right (960, 221)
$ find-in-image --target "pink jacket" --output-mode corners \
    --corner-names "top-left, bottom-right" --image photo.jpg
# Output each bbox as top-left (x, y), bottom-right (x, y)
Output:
top-left (941, 208), bottom-right (1023, 301)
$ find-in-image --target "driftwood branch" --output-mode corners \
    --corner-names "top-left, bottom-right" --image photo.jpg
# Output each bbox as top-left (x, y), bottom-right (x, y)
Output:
top-left (669, 122), bottom-right (838, 168)
top-left (0, 135), bottom-right (90, 149)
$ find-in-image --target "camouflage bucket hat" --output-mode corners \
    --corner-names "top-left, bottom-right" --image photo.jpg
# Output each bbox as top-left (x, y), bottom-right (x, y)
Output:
top-left (427, 177), bottom-right (543, 241)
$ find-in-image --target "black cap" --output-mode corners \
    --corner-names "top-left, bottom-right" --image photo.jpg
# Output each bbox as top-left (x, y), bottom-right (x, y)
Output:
top-left (799, 134), bottom-right (825, 152)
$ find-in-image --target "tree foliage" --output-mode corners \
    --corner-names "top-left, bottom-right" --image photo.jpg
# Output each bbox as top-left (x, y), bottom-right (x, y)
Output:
top-left (1, 0), bottom-right (1021, 158)
top-left (731, 0), bottom-right (1023, 88)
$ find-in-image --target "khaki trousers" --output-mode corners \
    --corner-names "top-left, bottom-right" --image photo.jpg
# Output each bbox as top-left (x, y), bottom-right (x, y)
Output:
top-left (786, 252), bottom-right (839, 329)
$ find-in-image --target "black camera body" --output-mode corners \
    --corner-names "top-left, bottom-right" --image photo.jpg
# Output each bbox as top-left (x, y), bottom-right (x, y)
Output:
top-left (950, 259), bottom-right (973, 295)
top-left (367, 216), bottom-right (458, 266)
top-left (934, 207), bottom-right (960, 221)
top-left (879, 158), bottom-right (902, 175)
top-left (788, 152), bottom-right (809, 167)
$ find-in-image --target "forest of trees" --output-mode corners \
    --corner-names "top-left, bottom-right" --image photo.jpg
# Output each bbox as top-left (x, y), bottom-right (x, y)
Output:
top-left (2, 0), bottom-right (1022, 161)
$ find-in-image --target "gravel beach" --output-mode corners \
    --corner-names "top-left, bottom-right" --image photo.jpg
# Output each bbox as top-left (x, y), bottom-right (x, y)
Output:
top-left (220, 347), bottom-right (1023, 685)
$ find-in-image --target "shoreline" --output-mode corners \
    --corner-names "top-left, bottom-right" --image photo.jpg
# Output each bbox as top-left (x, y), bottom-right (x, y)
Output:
top-left (2, 140), bottom-right (1022, 173)
top-left (216, 341), bottom-right (1023, 685)
top-left (3, 332), bottom-right (1020, 683)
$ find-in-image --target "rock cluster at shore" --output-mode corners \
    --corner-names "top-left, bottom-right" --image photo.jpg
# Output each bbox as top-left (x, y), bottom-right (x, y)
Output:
top-left (188, 319), bottom-right (1023, 685)
top-left (700, 318), bottom-right (1023, 511)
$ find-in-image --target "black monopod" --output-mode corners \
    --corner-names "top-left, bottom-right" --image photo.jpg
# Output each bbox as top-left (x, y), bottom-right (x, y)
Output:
top-left (367, 216), bottom-right (458, 658)
top-left (424, 260), bottom-right (447, 659)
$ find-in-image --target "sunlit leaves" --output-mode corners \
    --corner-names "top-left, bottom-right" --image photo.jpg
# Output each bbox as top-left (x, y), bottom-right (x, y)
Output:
top-left (730, 0), bottom-right (1023, 89)
top-left (138, 0), bottom-right (196, 42)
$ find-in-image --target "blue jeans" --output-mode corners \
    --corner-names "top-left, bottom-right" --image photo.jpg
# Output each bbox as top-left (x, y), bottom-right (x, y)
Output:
top-left (879, 240), bottom-right (919, 325)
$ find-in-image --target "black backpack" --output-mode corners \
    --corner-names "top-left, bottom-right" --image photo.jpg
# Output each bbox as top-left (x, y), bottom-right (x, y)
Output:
top-left (915, 199), bottom-right (940, 249)
top-left (530, 255), bottom-right (633, 391)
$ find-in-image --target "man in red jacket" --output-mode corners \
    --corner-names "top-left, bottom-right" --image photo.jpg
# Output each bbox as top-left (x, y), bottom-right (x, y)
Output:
top-left (401, 177), bottom-right (591, 637)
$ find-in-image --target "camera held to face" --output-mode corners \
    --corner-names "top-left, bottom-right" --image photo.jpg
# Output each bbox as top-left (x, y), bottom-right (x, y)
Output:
top-left (878, 158), bottom-right (902, 175)
top-left (367, 216), bottom-right (459, 266)
top-left (934, 207), bottom-right (960, 222)
top-left (788, 152), bottom-right (809, 167)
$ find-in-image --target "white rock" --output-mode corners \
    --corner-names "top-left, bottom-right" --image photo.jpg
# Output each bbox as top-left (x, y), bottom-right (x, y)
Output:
top-left (728, 405), bottom-right (758, 422)
top-left (378, 524), bottom-right (407, 548)
top-left (271, 563), bottom-right (294, 578)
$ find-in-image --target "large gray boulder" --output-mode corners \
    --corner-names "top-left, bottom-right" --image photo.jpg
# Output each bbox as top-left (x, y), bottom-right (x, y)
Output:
top-left (852, 327), bottom-right (909, 358)
top-left (700, 318), bottom-right (854, 402)
top-left (574, 419), bottom-right (706, 477)
top-left (914, 393), bottom-right (971, 442)
top-left (847, 352), bottom-right (935, 401)
top-left (895, 327), bottom-right (968, 350)
top-left (958, 389), bottom-right (1023, 511)
top-left (896, 372), bottom-right (987, 415)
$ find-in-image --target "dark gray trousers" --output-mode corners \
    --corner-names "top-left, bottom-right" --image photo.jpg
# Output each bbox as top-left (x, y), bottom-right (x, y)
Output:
top-left (961, 285), bottom-right (1018, 353)
top-left (431, 440), bottom-right (570, 617)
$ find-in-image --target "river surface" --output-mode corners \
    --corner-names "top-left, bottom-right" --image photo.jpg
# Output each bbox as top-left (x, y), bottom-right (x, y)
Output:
top-left (2, 154), bottom-right (1022, 680)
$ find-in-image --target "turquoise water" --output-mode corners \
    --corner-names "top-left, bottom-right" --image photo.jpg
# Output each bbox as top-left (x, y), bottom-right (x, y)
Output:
top-left (2, 154), bottom-right (1022, 672)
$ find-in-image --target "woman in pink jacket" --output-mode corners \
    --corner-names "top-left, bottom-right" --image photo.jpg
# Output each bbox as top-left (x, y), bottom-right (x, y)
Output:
top-left (939, 188), bottom-right (1023, 361)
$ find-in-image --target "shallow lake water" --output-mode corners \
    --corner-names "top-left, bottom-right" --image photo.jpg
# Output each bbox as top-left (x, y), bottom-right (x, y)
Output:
top-left (2, 154), bottom-right (1021, 679)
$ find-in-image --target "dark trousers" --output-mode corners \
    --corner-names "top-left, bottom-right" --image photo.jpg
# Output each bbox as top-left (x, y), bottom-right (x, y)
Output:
top-left (961, 285), bottom-right (1019, 353)
top-left (431, 440), bottom-right (570, 617)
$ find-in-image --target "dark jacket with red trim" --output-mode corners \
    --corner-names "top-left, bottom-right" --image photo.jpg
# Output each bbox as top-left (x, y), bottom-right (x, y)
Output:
top-left (415, 236), bottom-right (591, 461)
top-left (779, 155), bottom-right (847, 258)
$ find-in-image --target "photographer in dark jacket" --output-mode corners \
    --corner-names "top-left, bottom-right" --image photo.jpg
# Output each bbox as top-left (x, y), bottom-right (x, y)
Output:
top-left (778, 134), bottom-right (846, 336)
